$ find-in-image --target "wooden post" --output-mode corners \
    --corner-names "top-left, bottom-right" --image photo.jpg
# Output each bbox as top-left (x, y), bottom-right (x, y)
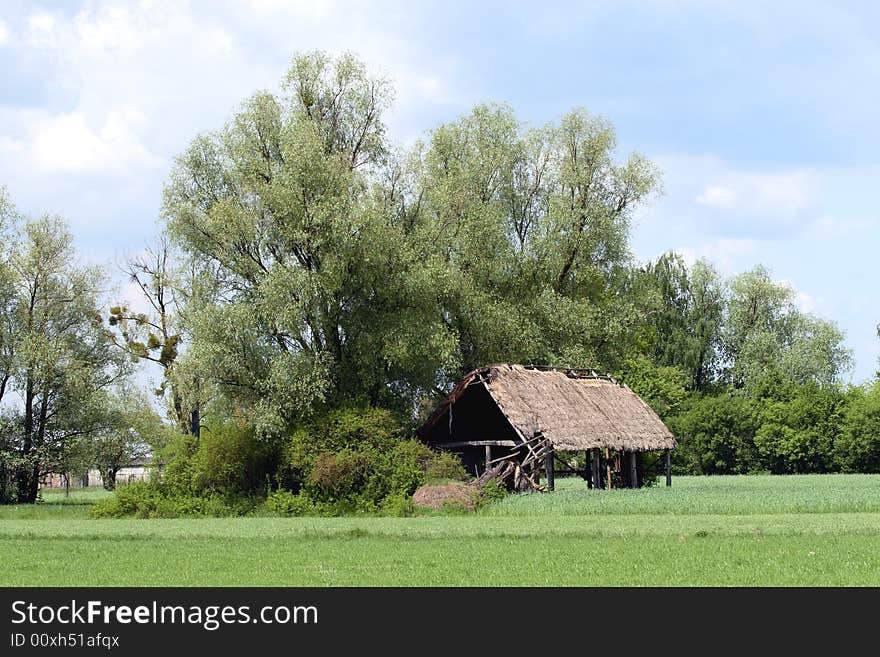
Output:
top-left (629, 451), bottom-right (638, 489)
top-left (665, 449), bottom-right (672, 487)
top-left (545, 451), bottom-right (555, 491)
top-left (605, 448), bottom-right (611, 490)
top-left (585, 450), bottom-right (591, 488)
top-left (592, 449), bottom-right (601, 490)
top-left (485, 445), bottom-right (492, 471)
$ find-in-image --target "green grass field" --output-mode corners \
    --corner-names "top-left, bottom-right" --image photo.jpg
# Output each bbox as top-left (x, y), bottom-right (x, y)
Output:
top-left (2, 475), bottom-right (879, 586)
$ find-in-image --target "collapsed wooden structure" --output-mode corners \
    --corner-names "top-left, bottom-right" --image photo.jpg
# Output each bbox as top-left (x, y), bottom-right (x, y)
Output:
top-left (418, 364), bottom-right (677, 491)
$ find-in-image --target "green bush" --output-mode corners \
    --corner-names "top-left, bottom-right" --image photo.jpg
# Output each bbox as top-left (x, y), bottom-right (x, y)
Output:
top-left (667, 394), bottom-right (761, 475)
top-left (95, 407), bottom-right (466, 517)
top-left (425, 450), bottom-right (468, 482)
top-left (265, 489), bottom-right (328, 516)
top-left (836, 383), bottom-right (880, 473)
top-left (90, 481), bottom-right (262, 519)
top-left (306, 449), bottom-right (374, 503)
top-left (276, 408), bottom-right (466, 514)
top-left (193, 422), bottom-right (277, 494)
top-left (379, 492), bottom-right (415, 517)
top-left (478, 479), bottom-right (508, 506)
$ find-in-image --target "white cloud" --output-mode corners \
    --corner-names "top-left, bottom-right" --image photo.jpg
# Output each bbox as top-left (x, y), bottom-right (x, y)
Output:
top-left (777, 278), bottom-right (823, 314)
top-left (806, 215), bottom-right (873, 239)
top-left (696, 184), bottom-right (736, 209)
top-left (25, 10), bottom-right (57, 47)
top-left (27, 11), bottom-right (56, 32)
top-left (694, 170), bottom-right (815, 219)
top-left (674, 238), bottom-right (761, 274)
top-left (119, 279), bottom-right (155, 317)
top-left (5, 109), bottom-right (162, 174)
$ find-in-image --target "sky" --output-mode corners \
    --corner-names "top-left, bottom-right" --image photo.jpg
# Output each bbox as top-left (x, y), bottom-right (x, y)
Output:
top-left (0, 0), bottom-right (878, 383)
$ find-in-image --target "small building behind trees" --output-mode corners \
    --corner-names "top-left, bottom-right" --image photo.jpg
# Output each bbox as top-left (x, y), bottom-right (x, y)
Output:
top-left (418, 364), bottom-right (677, 490)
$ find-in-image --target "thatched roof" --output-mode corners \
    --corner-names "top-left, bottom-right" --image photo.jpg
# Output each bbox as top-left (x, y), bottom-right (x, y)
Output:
top-left (420, 364), bottom-right (676, 452)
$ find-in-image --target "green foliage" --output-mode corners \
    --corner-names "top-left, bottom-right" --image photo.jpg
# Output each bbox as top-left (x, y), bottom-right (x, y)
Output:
top-left (89, 482), bottom-right (260, 519)
top-left (191, 422), bottom-right (277, 494)
top-left (724, 266), bottom-right (852, 392)
top-left (163, 50), bottom-right (662, 433)
top-left (425, 451), bottom-right (468, 482)
top-left (615, 356), bottom-right (689, 419)
top-left (667, 394), bottom-right (761, 475)
top-left (0, 196), bottom-right (129, 503)
top-left (478, 479), bottom-right (508, 506)
top-left (276, 407), bottom-right (465, 514)
top-left (264, 489), bottom-right (327, 517)
top-left (752, 383), bottom-right (844, 473)
top-left (836, 383), bottom-right (880, 473)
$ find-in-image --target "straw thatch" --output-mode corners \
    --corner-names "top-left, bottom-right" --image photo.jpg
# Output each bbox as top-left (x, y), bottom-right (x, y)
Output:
top-left (420, 364), bottom-right (676, 453)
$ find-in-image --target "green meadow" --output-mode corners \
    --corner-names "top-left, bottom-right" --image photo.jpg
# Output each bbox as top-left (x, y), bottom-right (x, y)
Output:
top-left (2, 475), bottom-right (879, 586)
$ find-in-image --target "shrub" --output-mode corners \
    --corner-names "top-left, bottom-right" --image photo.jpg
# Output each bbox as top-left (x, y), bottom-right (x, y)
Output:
top-left (667, 394), bottom-right (761, 475)
top-left (193, 422), bottom-right (277, 494)
top-left (90, 481), bottom-right (262, 519)
top-left (265, 489), bottom-right (327, 516)
top-left (380, 492), bottom-right (415, 517)
top-left (278, 407), bottom-right (402, 490)
top-left (277, 408), bottom-right (466, 514)
top-left (306, 450), bottom-right (374, 503)
top-left (425, 450), bottom-right (468, 482)
top-left (836, 383), bottom-right (880, 473)
top-left (478, 479), bottom-right (508, 506)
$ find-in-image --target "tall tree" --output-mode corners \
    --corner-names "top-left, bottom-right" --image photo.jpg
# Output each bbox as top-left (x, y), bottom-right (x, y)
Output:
top-left (107, 238), bottom-right (193, 432)
top-left (0, 208), bottom-right (127, 502)
top-left (164, 51), bottom-right (457, 433)
top-left (633, 253), bottom-right (724, 390)
top-left (723, 265), bottom-right (851, 392)
top-left (163, 52), bottom-right (662, 433)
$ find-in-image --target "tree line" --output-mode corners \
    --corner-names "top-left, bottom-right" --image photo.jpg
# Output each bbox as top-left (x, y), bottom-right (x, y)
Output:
top-left (1, 51), bottom-right (878, 505)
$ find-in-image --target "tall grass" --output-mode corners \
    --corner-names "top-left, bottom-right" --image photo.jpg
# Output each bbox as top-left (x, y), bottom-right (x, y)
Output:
top-left (481, 474), bottom-right (880, 516)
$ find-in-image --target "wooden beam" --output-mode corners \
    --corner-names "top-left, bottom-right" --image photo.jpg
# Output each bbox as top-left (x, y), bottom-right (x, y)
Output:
top-left (485, 445), bottom-right (492, 471)
top-left (629, 451), bottom-right (638, 489)
top-left (436, 440), bottom-right (519, 448)
top-left (665, 449), bottom-right (672, 487)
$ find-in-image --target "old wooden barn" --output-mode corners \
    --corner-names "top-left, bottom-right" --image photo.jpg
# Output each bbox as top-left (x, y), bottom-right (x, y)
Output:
top-left (418, 364), bottom-right (677, 490)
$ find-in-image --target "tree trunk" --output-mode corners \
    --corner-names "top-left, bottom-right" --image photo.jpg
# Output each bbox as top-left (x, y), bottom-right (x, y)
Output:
top-left (103, 468), bottom-right (117, 491)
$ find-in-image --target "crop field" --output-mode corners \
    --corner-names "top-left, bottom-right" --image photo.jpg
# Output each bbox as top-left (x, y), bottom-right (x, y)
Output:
top-left (2, 475), bottom-right (879, 586)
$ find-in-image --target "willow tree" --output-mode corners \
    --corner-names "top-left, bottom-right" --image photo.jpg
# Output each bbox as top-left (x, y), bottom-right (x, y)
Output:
top-left (723, 266), bottom-right (852, 392)
top-left (163, 52), bottom-right (459, 434)
top-left (163, 51), bottom-right (663, 434)
top-left (411, 103), bottom-right (661, 374)
top-left (0, 198), bottom-right (127, 503)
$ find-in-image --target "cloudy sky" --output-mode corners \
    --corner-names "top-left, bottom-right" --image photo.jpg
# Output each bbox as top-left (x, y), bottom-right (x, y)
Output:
top-left (0, 0), bottom-right (878, 382)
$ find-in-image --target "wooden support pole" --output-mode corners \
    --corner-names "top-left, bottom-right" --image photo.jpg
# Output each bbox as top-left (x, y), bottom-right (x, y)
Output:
top-left (591, 449), bottom-right (600, 490)
top-left (665, 449), bottom-right (672, 487)
top-left (584, 450), bottom-right (590, 487)
top-left (545, 451), bottom-right (555, 491)
top-left (485, 445), bottom-right (492, 471)
top-left (605, 448), bottom-right (611, 490)
top-left (629, 451), bottom-right (638, 489)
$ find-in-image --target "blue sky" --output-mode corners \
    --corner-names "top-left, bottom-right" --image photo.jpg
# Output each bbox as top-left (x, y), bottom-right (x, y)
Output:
top-left (0, 0), bottom-right (878, 382)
